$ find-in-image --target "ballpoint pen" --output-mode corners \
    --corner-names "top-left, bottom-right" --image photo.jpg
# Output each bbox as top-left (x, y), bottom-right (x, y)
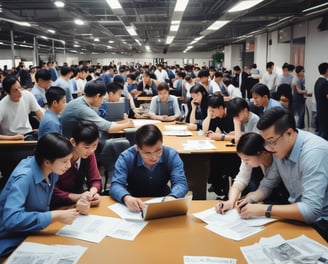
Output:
top-left (139, 205), bottom-right (144, 218)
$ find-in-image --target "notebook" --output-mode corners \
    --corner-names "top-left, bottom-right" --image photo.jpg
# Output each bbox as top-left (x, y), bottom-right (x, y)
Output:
top-left (106, 101), bottom-right (125, 121)
top-left (143, 192), bottom-right (193, 220)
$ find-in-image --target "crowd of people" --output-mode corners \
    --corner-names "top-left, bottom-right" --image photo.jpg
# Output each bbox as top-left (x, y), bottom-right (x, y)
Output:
top-left (0, 59), bottom-right (327, 257)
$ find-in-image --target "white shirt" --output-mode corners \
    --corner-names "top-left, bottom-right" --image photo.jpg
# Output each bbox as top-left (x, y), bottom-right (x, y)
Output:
top-left (261, 71), bottom-right (278, 92)
top-left (154, 69), bottom-right (168, 83)
top-left (0, 90), bottom-right (41, 135)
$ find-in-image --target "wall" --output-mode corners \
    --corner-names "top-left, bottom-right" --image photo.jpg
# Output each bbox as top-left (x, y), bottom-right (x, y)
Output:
top-left (223, 44), bottom-right (242, 70)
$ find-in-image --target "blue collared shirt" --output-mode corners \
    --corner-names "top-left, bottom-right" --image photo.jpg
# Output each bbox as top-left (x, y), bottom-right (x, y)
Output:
top-left (109, 146), bottom-right (188, 202)
top-left (0, 156), bottom-right (58, 256)
top-left (38, 109), bottom-right (62, 139)
top-left (263, 98), bottom-right (284, 112)
top-left (259, 130), bottom-right (328, 224)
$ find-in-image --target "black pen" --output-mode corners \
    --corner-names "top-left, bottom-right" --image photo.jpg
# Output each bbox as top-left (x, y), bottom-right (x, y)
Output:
top-left (139, 206), bottom-right (144, 218)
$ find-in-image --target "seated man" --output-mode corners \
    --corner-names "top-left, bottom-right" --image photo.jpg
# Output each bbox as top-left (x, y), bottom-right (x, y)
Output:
top-left (38, 86), bottom-right (66, 139)
top-left (109, 124), bottom-right (188, 212)
top-left (239, 107), bottom-right (328, 242)
top-left (51, 121), bottom-right (102, 212)
top-left (251, 83), bottom-right (284, 113)
top-left (31, 69), bottom-right (52, 108)
top-left (148, 82), bottom-right (181, 122)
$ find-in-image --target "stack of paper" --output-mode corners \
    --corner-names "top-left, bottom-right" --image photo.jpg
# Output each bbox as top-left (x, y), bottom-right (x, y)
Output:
top-left (182, 140), bottom-right (216, 151)
top-left (6, 242), bottom-right (87, 264)
top-left (240, 234), bottom-right (328, 264)
top-left (163, 125), bottom-right (193, 136)
top-left (193, 208), bottom-right (276, 240)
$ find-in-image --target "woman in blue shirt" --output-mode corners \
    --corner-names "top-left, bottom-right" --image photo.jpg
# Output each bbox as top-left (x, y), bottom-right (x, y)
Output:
top-left (0, 133), bottom-right (77, 257)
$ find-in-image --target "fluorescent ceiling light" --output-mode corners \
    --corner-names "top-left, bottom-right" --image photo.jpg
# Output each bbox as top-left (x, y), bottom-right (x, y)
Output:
top-left (207, 20), bottom-right (230, 30)
top-left (107, 45), bottom-right (113, 49)
top-left (266, 16), bottom-right (292, 27)
top-left (170, 24), bottom-right (180, 32)
top-left (94, 38), bottom-right (100, 42)
top-left (108, 40), bottom-right (114, 43)
top-left (40, 35), bottom-right (48, 40)
top-left (145, 45), bottom-right (150, 51)
top-left (302, 2), bottom-right (328, 12)
top-left (174, 0), bottom-right (189, 12)
top-left (228, 0), bottom-right (264, 13)
top-left (54, 1), bottom-right (65, 8)
top-left (135, 39), bottom-right (142, 46)
top-left (126, 26), bottom-right (137, 36)
top-left (171, 20), bottom-right (180, 25)
top-left (74, 19), bottom-right (84, 25)
top-left (73, 44), bottom-right (80, 47)
top-left (106, 0), bottom-right (122, 10)
top-left (165, 36), bottom-right (174, 45)
top-left (0, 18), bottom-right (32, 27)
top-left (47, 29), bottom-right (56, 34)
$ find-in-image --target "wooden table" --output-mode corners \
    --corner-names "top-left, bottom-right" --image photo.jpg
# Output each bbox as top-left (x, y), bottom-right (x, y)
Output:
top-left (20, 197), bottom-right (327, 264)
top-left (158, 122), bottom-right (237, 199)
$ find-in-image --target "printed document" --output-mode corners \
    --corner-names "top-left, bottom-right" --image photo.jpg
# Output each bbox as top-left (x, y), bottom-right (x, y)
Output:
top-left (184, 256), bottom-right (237, 264)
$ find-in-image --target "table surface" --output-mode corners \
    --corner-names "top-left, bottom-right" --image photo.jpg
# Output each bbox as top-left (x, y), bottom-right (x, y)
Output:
top-left (21, 197), bottom-right (327, 264)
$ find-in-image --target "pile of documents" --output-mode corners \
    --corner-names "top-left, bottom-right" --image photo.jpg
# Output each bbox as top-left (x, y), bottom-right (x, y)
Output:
top-left (193, 207), bottom-right (276, 240)
top-left (240, 234), bottom-right (328, 264)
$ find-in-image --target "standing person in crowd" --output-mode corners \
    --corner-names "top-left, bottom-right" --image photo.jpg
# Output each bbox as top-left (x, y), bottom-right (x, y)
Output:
top-left (186, 84), bottom-right (209, 131)
top-left (277, 62), bottom-right (293, 87)
top-left (148, 82), bottom-right (181, 122)
top-left (314, 62), bottom-right (328, 140)
top-left (51, 121), bottom-right (102, 211)
top-left (0, 133), bottom-right (78, 257)
top-left (292, 65), bottom-right (312, 129)
top-left (52, 66), bottom-right (74, 103)
top-left (109, 124), bottom-right (188, 211)
top-left (38, 86), bottom-right (66, 139)
top-left (238, 107), bottom-right (328, 242)
top-left (261, 61), bottom-right (278, 96)
top-left (232, 65), bottom-right (249, 99)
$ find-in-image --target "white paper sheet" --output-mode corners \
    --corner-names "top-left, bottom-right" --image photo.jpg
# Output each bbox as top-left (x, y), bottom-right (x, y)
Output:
top-left (165, 125), bottom-right (188, 131)
top-left (163, 130), bottom-right (193, 136)
top-left (107, 219), bottom-right (148, 241)
top-left (182, 140), bottom-right (216, 151)
top-left (108, 203), bottom-right (144, 221)
top-left (6, 242), bottom-right (87, 264)
top-left (184, 256), bottom-right (237, 264)
top-left (132, 119), bottom-right (161, 127)
top-left (56, 215), bottom-right (114, 243)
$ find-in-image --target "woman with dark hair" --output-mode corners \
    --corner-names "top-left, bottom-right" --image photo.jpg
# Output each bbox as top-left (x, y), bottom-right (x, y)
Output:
top-left (0, 133), bottom-right (77, 257)
top-left (216, 132), bottom-right (273, 214)
top-left (51, 121), bottom-right (102, 212)
top-left (186, 84), bottom-right (209, 130)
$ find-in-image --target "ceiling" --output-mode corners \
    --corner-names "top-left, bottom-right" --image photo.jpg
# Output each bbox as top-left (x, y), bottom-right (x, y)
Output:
top-left (0, 0), bottom-right (327, 56)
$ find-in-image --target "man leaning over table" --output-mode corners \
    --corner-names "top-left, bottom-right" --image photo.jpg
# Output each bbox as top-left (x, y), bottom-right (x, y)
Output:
top-left (109, 124), bottom-right (188, 212)
top-left (238, 107), bottom-right (328, 242)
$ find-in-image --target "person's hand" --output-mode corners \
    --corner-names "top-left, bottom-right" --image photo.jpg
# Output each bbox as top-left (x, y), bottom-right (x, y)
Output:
top-left (126, 119), bottom-right (135, 128)
top-left (238, 203), bottom-right (266, 219)
top-left (52, 208), bottom-right (79, 224)
top-left (12, 134), bottom-right (25, 140)
top-left (215, 200), bottom-right (234, 214)
top-left (207, 132), bottom-right (219, 140)
top-left (76, 198), bottom-right (90, 215)
top-left (305, 91), bottom-right (312, 97)
top-left (89, 193), bottom-right (101, 206)
top-left (187, 123), bottom-right (197, 131)
top-left (233, 116), bottom-right (241, 127)
top-left (161, 115), bottom-right (169, 121)
top-left (123, 195), bottom-right (145, 211)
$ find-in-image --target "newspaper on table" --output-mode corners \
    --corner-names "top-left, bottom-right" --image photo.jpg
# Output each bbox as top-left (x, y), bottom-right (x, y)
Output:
top-left (184, 256), bottom-right (237, 264)
top-left (6, 242), bottom-right (87, 264)
top-left (240, 234), bottom-right (328, 264)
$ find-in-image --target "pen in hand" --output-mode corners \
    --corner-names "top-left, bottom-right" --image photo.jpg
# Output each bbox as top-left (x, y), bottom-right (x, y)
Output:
top-left (139, 205), bottom-right (144, 218)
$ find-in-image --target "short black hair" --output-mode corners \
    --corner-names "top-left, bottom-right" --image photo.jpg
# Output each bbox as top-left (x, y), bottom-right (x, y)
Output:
top-left (136, 124), bottom-right (163, 148)
top-left (157, 82), bottom-right (169, 92)
top-left (106, 82), bottom-right (123, 94)
top-left (35, 133), bottom-right (73, 166)
top-left (190, 84), bottom-right (208, 96)
top-left (257, 107), bottom-right (296, 133)
top-left (60, 66), bottom-right (72, 76)
top-left (237, 132), bottom-right (267, 155)
top-left (35, 69), bottom-right (52, 82)
top-left (318, 62), bottom-right (328, 75)
top-left (266, 61), bottom-right (274, 69)
top-left (207, 94), bottom-right (225, 108)
top-left (214, 71), bottom-right (223, 78)
top-left (251, 83), bottom-right (270, 98)
top-left (2, 75), bottom-right (19, 94)
top-left (113, 75), bottom-right (124, 88)
top-left (228, 97), bottom-right (250, 117)
top-left (84, 80), bottom-right (106, 97)
top-left (127, 73), bottom-right (136, 81)
top-left (71, 120), bottom-right (99, 144)
top-left (198, 69), bottom-right (209, 78)
top-left (233, 65), bottom-right (241, 71)
top-left (46, 86), bottom-right (66, 106)
top-left (295, 65), bottom-right (304, 74)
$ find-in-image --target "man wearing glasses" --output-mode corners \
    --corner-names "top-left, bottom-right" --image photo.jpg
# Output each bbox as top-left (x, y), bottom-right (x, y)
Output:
top-left (237, 107), bottom-right (328, 242)
top-left (109, 124), bottom-right (188, 212)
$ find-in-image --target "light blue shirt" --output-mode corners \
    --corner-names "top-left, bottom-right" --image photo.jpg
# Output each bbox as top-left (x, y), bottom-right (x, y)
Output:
top-left (148, 95), bottom-right (181, 116)
top-left (259, 130), bottom-right (328, 224)
top-left (264, 98), bottom-right (284, 112)
top-left (0, 156), bottom-right (58, 256)
top-left (38, 109), bottom-right (62, 139)
top-left (31, 84), bottom-right (47, 107)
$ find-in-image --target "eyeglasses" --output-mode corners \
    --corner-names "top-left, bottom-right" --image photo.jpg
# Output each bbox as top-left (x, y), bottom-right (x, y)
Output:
top-left (264, 132), bottom-right (285, 147)
top-left (140, 148), bottom-right (162, 158)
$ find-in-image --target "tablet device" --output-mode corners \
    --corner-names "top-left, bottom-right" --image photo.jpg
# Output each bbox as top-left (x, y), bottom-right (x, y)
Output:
top-left (143, 192), bottom-right (192, 220)
top-left (106, 101), bottom-right (125, 121)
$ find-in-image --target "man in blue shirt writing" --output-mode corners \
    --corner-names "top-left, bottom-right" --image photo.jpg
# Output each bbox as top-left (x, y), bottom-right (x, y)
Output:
top-left (109, 124), bottom-right (188, 212)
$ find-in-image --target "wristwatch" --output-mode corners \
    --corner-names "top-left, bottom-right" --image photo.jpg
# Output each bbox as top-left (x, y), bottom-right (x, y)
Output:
top-left (265, 204), bottom-right (273, 218)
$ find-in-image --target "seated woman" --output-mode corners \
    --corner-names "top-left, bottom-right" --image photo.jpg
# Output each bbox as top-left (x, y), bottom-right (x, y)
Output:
top-left (148, 82), bottom-right (181, 122)
top-left (0, 133), bottom-right (77, 257)
top-left (216, 132), bottom-right (288, 214)
top-left (51, 121), bottom-right (102, 212)
top-left (186, 84), bottom-right (209, 131)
